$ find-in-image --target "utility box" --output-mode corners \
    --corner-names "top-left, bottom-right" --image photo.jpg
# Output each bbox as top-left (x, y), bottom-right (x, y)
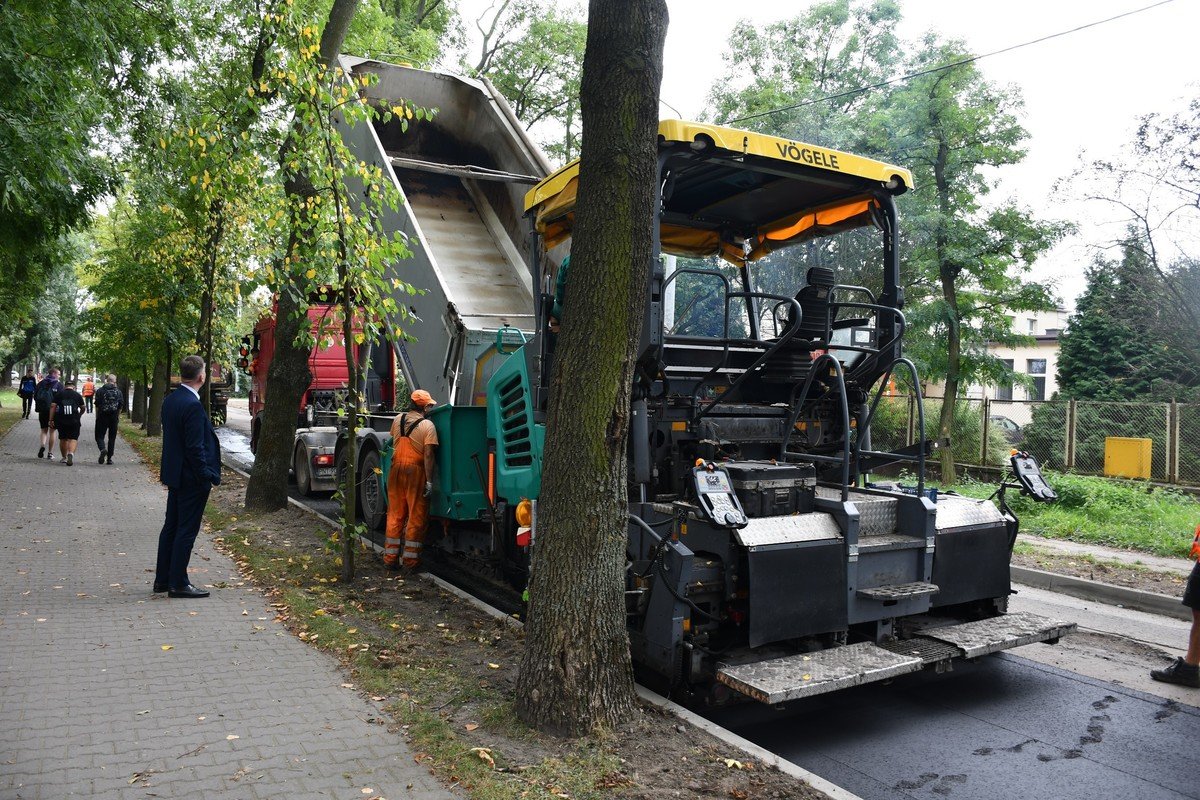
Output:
top-left (1104, 437), bottom-right (1152, 479)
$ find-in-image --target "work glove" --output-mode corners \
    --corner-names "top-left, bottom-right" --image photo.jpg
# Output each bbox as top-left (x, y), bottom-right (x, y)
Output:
top-left (424, 481), bottom-right (433, 498)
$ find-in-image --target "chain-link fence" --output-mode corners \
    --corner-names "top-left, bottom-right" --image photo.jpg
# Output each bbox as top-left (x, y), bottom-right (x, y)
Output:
top-left (870, 396), bottom-right (1200, 486)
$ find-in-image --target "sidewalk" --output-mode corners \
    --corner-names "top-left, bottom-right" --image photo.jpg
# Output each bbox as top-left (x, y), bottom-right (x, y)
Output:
top-left (1017, 532), bottom-right (1194, 575)
top-left (0, 417), bottom-right (453, 800)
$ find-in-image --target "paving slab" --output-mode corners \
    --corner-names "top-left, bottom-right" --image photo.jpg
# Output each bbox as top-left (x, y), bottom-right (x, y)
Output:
top-left (0, 415), bottom-right (454, 800)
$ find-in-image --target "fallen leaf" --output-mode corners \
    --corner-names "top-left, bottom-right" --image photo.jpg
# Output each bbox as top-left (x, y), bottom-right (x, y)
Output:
top-left (723, 758), bottom-right (744, 770)
top-left (226, 734), bottom-right (240, 741)
top-left (471, 747), bottom-right (495, 769)
top-left (161, 645), bottom-right (174, 651)
top-left (341, 683), bottom-right (356, 689)
top-left (465, 723), bottom-right (479, 731)
top-left (36, 618), bottom-right (47, 623)
top-left (361, 789), bottom-right (373, 795)
top-left (347, 628), bottom-right (358, 634)
top-left (197, 716), bottom-right (206, 721)
top-left (136, 710), bottom-right (151, 716)
top-left (242, 610), bottom-right (248, 616)
top-left (487, 663), bottom-right (500, 669)
top-left (371, 696), bottom-right (386, 701)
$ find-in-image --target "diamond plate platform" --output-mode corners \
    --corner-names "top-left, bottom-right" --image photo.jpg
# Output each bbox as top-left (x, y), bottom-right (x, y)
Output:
top-left (717, 643), bottom-right (923, 703)
top-left (922, 611), bottom-right (1076, 658)
top-left (734, 512), bottom-right (842, 547)
top-left (879, 635), bottom-right (964, 665)
top-left (857, 581), bottom-right (939, 601)
top-left (935, 493), bottom-right (1005, 530)
top-left (816, 487), bottom-right (897, 535)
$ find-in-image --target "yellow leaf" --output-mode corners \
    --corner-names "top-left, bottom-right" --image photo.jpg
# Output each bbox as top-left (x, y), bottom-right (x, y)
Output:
top-left (354, 332), bottom-right (365, 345)
top-left (161, 645), bottom-right (174, 651)
top-left (471, 748), bottom-right (495, 769)
top-left (487, 663), bottom-right (500, 669)
top-left (465, 723), bottom-right (479, 731)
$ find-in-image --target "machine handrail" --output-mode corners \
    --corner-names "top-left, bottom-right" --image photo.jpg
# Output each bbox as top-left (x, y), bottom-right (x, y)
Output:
top-left (779, 353), bottom-right (852, 503)
top-left (858, 357), bottom-right (927, 494)
top-left (691, 291), bottom-right (803, 424)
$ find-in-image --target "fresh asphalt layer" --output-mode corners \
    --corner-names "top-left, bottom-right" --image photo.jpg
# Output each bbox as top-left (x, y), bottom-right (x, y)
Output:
top-left (705, 653), bottom-right (1200, 800)
top-left (0, 414), bottom-right (454, 799)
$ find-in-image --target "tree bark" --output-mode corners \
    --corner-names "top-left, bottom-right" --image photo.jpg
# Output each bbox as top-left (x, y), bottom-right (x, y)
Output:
top-left (515, 0), bottom-right (667, 737)
top-left (243, 0), bottom-right (360, 512)
top-left (145, 359), bottom-right (168, 437)
top-left (933, 136), bottom-right (959, 485)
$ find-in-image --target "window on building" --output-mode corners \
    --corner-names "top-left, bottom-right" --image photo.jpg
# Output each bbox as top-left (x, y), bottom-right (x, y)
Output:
top-left (1030, 376), bottom-right (1046, 401)
top-left (1027, 318), bottom-right (1037, 334)
top-left (995, 358), bottom-right (1014, 401)
top-left (1027, 358), bottom-right (1047, 375)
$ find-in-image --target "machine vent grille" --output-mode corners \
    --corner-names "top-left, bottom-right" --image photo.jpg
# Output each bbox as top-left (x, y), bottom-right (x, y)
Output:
top-left (498, 373), bottom-right (533, 467)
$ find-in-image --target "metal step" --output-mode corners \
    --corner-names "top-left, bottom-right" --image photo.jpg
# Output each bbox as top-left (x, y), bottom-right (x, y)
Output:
top-left (858, 532), bottom-right (926, 552)
top-left (857, 581), bottom-right (939, 601)
top-left (716, 611), bottom-right (1075, 704)
top-left (717, 642), bottom-right (923, 704)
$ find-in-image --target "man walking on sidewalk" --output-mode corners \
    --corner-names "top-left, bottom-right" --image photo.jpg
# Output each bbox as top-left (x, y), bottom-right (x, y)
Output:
top-left (81, 376), bottom-right (95, 413)
top-left (1151, 525), bottom-right (1200, 688)
top-left (154, 356), bottom-right (222, 599)
top-left (50, 379), bottom-right (86, 466)
top-left (34, 368), bottom-right (62, 460)
top-left (94, 374), bottom-right (123, 464)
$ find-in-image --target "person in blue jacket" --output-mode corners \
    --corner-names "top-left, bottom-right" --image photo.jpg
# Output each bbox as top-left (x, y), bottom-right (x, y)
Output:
top-left (17, 367), bottom-right (36, 419)
top-left (153, 355), bottom-right (222, 598)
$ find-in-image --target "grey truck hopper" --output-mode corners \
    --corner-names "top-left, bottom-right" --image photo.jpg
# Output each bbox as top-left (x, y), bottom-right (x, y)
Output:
top-left (336, 58), bottom-right (550, 406)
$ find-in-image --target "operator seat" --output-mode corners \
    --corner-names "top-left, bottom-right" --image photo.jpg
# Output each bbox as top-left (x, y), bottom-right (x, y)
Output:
top-left (786, 266), bottom-right (837, 344)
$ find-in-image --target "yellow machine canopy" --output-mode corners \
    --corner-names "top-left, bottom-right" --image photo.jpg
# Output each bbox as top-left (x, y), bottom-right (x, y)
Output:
top-left (524, 120), bottom-right (913, 262)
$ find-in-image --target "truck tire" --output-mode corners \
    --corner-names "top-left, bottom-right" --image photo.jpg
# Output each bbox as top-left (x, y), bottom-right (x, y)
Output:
top-left (359, 447), bottom-right (387, 532)
top-left (293, 445), bottom-right (313, 497)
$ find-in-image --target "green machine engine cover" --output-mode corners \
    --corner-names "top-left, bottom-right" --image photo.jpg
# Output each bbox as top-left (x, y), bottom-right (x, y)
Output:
top-left (486, 345), bottom-right (544, 503)
top-left (376, 405), bottom-right (490, 521)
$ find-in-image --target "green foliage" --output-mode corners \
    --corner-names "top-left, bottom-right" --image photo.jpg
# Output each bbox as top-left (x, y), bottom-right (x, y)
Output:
top-left (951, 472), bottom-right (1200, 558)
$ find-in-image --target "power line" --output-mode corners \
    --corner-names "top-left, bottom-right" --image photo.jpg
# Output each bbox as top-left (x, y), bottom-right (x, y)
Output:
top-left (722, 0), bottom-right (1179, 126)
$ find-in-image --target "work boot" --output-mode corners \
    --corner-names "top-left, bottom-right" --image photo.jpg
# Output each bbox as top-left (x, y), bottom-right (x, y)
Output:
top-left (1151, 658), bottom-right (1200, 688)
top-left (384, 559), bottom-right (401, 572)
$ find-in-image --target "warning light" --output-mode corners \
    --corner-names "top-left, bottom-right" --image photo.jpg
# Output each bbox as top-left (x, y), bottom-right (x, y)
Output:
top-left (515, 498), bottom-right (533, 527)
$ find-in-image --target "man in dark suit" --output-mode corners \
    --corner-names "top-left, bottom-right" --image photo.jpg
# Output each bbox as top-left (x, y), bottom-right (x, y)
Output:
top-left (154, 355), bottom-right (222, 598)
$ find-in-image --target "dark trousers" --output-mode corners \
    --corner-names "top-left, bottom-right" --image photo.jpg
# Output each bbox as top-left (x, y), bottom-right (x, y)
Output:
top-left (155, 482), bottom-right (212, 589)
top-left (21, 396), bottom-right (32, 417)
top-left (85, 395), bottom-right (93, 413)
top-left (95, 412), bottom-right (119, 456)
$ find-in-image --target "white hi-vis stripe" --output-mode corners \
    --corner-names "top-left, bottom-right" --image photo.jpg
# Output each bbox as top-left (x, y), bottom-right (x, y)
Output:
top-left (384, 539), bottom-right (401, 554)
top-left (402, 542), bottom-right (422, 556)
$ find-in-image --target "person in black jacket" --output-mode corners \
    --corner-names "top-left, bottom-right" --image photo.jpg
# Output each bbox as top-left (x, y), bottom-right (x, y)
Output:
top-left (34, 368), bottom-right (62, 460)
top-left (50, 379), bottom-right (86, 466)
top-left (153, 356), bottom-right (222, 598)
top-left (93, 374), bottom-right (123, 464)
top-left (17, 368), bottom-right (36, 419)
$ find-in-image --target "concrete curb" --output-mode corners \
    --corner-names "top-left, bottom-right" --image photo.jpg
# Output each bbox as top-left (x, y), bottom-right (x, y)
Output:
top-left (1011, 565), bottom-right (1191, 621)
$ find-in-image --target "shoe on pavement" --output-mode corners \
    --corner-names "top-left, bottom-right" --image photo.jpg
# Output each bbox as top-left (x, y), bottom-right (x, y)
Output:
top-left (38, 446), bottom-right (44, 458)
top-left (107, 454), bottom-right (113, 465)
top-left (168, 584), bottom-right (210, 598)
top-left (152, 583), bottom-right (167, 593)
top-left (66, 453), bottom-right (73, 466)
top-left (384, 560), bottom-right (401, 572)
top-left (99, 452), bottom-right (106, 464)
top-left (1151, 657), bottom-right (1200, 688)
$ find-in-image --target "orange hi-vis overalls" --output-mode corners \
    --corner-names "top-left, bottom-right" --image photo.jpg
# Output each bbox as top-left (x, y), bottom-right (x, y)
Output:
top-left (384, 414), bottom-right (431, 568)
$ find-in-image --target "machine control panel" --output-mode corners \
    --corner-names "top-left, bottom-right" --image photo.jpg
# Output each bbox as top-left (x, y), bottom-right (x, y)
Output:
top-left (1011, 451), bottom-right (1056, 502)
top-left (692, 464), bottom-right (749, 528)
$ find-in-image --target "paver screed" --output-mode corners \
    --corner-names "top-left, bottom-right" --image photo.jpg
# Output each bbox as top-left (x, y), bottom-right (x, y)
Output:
top-left (0, 416), bottom-right (454, 800)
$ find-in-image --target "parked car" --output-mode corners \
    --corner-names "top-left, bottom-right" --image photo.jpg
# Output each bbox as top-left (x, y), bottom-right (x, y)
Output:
top-left (990, 415), bottom-right (1023, 444)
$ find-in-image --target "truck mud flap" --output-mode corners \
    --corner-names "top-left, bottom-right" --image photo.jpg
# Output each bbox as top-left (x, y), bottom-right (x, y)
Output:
top-left (716, 611), bottom-right (1076, 704)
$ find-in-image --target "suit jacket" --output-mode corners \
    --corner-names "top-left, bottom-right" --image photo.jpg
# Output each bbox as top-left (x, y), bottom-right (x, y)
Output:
top-left (160, 386), bottom-right (222, 490)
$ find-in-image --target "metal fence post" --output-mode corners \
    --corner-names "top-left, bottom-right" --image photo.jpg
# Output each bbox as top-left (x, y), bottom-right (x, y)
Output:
top-left (1169, 399), bottom-right (1179, 484)
top-left (1066, 398), bottom-right (1076, 470)
top-left (981, 397), bottom-right (991, 464)
top-left (906, 394), bottom-right (915, 447)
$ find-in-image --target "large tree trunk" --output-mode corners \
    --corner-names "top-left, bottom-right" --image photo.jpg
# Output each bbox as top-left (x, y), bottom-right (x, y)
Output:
top-left (130, 375), bottom-right (144, 423)
top-left (245, 287), bottom-right (311, 510)
top-left (145, 360), bottom-right (168, 437)
top-left (515, 0), bottom-right (667, 737)
top-left (243, 0), bottom-right (360, 512)
top-left (934, 138), bottom-right (959, 485)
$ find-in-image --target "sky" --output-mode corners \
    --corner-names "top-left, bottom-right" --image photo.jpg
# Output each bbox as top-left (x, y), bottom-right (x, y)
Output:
top-left (454, 0), bottom-right (1200, 307)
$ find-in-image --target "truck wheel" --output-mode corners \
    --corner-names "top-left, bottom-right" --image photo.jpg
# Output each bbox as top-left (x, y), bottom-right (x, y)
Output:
top-left (359, 448), bottom-right (387, 531)
top-left (293, 445), bottom-right (313, 497)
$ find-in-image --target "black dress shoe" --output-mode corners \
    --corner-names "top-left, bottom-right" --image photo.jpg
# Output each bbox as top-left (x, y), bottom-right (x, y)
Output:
top-left (153, 583), bottom-right (167, 593)
top-left (168, 584), bottom-right (210, 598)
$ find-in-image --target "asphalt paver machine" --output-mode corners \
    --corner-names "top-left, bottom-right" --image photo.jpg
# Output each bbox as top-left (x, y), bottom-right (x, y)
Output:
top-left (493, 122), bottom-right (1075, 704)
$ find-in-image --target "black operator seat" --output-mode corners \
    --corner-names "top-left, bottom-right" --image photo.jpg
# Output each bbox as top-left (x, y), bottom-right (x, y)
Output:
top-left (786, 266), bottom-right (837, 344)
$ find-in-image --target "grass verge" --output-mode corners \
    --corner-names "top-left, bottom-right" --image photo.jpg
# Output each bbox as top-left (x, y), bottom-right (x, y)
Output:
top-left (0, 388), bottom-right (20, 440)
top-left (948, 471), bottom-right (1199, 558)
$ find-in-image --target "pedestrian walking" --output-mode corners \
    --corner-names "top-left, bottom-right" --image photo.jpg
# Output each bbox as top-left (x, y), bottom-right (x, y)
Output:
top-left (34, 368), bottom-right (62, 460)
top-left (50, 379), bottom-right (86, 466)
top-left (1150, 525), bottom-right (1200, 688)
top-left (154, 355), bottom-right (222, 599)
top-left (17, 368), bottom-right (36, 419)
top-left (93, 374), bottom-right (123, 464)
top-left (383, 389), bottom-right (439, 573)
top-left (81, 376), bottom-right (95, 413)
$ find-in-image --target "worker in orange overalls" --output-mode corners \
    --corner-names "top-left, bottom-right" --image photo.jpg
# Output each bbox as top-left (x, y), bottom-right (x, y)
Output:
top-left (81, 376), bottom-right (95, 414)
top-left (384, 389), bottom-right (439, 573)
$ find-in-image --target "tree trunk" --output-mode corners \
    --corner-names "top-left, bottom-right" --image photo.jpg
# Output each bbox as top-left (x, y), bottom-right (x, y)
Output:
top-left (145, 360), bottom-right (168, 437)
top-left (934, 137), bottom-right (959, 485)
top-left (243, 0), bottom-right (360, 512)
top-left (245, 288), bottom-right (311, 511)
top-left (515, 0), bottom-right (667, 737)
